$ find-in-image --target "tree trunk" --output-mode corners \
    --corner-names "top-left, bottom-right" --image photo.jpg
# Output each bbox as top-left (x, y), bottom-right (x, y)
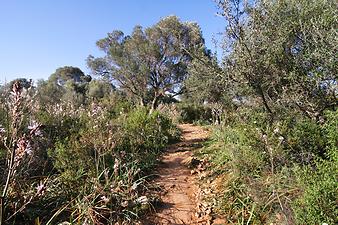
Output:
top-left (149, 95), bottom-right (160, 114)
top-left (258, 85), bottom-right (273, 115)
top-left (139, 97), bottom-right (145, 107)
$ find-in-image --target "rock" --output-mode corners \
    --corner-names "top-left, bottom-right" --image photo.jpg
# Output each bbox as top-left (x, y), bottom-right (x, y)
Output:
top-left (182, 156), bottom-right (202, 168)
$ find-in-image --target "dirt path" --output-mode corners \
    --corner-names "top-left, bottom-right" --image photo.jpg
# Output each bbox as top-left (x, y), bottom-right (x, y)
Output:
top-left (144, 124), bottom-right (211, 225)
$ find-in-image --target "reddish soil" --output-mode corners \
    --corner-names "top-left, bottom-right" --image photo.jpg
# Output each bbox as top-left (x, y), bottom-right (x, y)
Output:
top-left (143, 124), bottom-right (213, 225)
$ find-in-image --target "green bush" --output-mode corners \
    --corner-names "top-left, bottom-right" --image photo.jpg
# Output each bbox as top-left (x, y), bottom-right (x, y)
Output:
top-left (323, 110), bottom-right (338, 159)
top-left (292, 110), bottom-right (338, 224)
top-left (219, 124), bottom-right (267, 176)
top-left (178, 103), bottom-right (212, 124)
top-left (41, 107), bottom-right (179, 224)
top-left (1, 101), bottom-right (179, 224)
top-left (116, 108), bottom-right (179, 171)
top-left (287, 119), bottom-right (325, 164)
top-left (293, 159), bottom-right (337, 224)
top-left (197, 108), bottom-right (335, 224)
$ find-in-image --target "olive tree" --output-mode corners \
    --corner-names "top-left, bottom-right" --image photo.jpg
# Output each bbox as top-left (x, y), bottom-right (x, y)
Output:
top-left (87, 15), bottom-right (205, 112)
top-left (218, 0), bottom-right (337, 118)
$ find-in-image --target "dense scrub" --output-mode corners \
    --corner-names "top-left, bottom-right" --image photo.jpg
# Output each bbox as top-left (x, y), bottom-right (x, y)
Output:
top-left (0, 83), bottom-right (179, 224)
top-left (184, 0), bottom-right (337, 224)
top-left (196, 108), bottom-right (337, 224)
top-left (1, 0), bottom-right (336, 224)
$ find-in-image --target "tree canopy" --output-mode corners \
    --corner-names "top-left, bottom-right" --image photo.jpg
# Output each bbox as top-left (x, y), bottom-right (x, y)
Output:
top-left (87, 15), bottom-right (206, 111)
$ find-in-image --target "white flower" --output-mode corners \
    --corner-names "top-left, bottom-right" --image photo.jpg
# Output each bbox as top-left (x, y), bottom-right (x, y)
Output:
top-left (25, 142), bottom-right (33, 155)
top-left (28, 120), bottom-right (42, 137)
top-left (273, 128), bottom-right (280, 134)
top-left (131, 182), bottom-right (138, 191)
top-left (121, 200), bottom-right (129, 207)
top-left (36, 181), bottom-right (46, 196)
top-left (113, 158), bottom-right (120, 175)
top-left (278, 136), bottom-right (284, 141)
top-left (0, 125), bottom-right (5, 134)
top-left (28, 120), bottom-right (39, 130)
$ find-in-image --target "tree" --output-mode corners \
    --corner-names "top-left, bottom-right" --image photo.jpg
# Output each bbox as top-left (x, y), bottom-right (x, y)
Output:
top-left (37, 66), bottom-right (91, 106)
top-left (184, 49), bottom-right (225, 104)
top-left (218, 0), bottom-right (337, 119)
top-left (87, 79), bottom-right (115, 99)
top-left (87, 15), bottom-right (205, 112)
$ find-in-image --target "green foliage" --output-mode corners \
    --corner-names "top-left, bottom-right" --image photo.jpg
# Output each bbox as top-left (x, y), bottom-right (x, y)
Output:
top-left (86, 78), bottom-right (115, 99)
top-left (222, 125), bottom-right (266, 175)
top-left (88, 15), bottom-right (206, 110)
top-left (293, 159), bottom-right (338, 224)
top-left (183, 0), bottom-right (337, 222)
top-left (117, 108), bottom-right (179, 171)
top-left (178, 103), bottom-right (212, 124)
top-left (197, 108), bottom-right (337, 224)
top-left (287, 119), bottom-right (325, 164)
top-left (323, 110), bottom-right (338, 157)
top-left (42, 107), bottom-right (179, 223)
top-left (36, 66), bottom-right (100, 108)
top-left (1, 86), bottom-right (179, 224)
top-left (292, 110), bottom-right (338, 224)
top-left (1, 1), bottom-right (336, 223)
top-left (218, 0), bottom-right (337, 116)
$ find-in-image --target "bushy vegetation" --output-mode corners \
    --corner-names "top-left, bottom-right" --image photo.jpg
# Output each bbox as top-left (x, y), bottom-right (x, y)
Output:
top-left (0, 80), bottom-right (179, 224)
top-left (177, 103), bottom-right (212, 124)
top-left (197, 108), bottom-right (337, 224)
top-left (1, 0), bottom-right (336, 224)
top-left (186, 0), bottom-right (337, 224)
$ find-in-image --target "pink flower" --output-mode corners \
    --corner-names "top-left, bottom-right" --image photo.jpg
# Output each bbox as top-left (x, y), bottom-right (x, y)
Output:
top-left (36, 181), bottom-right (46, 196)
top-left (28, 120), bottom-right (42, 137)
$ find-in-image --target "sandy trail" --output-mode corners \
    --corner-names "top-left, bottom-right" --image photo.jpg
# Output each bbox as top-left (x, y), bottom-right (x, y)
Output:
top-left (144, 124), bottom-right (210, 225)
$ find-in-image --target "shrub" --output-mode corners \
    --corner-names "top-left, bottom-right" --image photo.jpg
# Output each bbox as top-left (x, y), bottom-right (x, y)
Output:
top-left (293, 159), bottom-right (337, 224)
top-left (116, 108), bottom-right (179, 171)
top-left (42, 107), bottom-right (179, 224)
top-left (287, 119), bottom-right (325, 164)
top-left (1, 96), bottom-right (179, 224)
top-left (292, 110), bottom-right (338, 224)
top-left (218, 124), bottom-right (267, 176)
top-left (177, 103), bottom-right (212, 124)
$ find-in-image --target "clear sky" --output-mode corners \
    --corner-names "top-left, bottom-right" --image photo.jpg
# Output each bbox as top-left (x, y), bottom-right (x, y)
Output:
top-left (0, 0), bottom-right (225, 83)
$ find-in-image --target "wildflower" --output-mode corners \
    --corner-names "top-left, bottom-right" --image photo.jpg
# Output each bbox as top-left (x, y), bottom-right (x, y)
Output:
top-left (36, 181), bottom-right (46, 196)
top-left (28, 120), bottom-right (42, 137)
top-left (278, 136), bottom-right (284, 141)
top-left (273, 128), bottom-right (280, 134)
top-left (25, 142), bottom-right (33, 155)
top-left (10, 81), bottom-right (22, 98)
top-left (131, 182), bottom-right (138, 191)
top-left (113, 158), bottom-right (120, 176)
top-left (0, 125), bottom-right (5, 134)
top-left (15, 137), bottom-right (28, 164)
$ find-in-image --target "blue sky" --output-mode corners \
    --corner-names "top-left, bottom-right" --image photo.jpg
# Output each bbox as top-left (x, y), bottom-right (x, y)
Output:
top-left (0, 0), bottom-right (225, 83)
